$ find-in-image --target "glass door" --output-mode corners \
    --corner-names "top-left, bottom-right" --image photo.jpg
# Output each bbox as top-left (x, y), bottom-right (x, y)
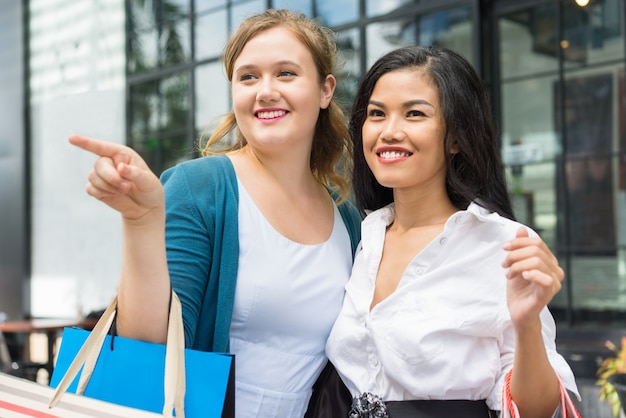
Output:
top-left (495, 0), bottom-right (626, 324)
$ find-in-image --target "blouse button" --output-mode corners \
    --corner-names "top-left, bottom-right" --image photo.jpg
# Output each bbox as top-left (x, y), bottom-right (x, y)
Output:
top-left (369, 354), bottom-right (378, 367)
top-left (439, 237), bottom-right (447, 246)
top-left (454, 216), bottom-right (462, 224)
top-left (415, 266), bottom-right (425, 275)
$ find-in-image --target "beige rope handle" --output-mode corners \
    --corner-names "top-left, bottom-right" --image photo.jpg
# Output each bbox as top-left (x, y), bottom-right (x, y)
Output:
top-left (48, 291), bottom-right (186, 418)
top-left (49, 294), bottom-right (118, 408)
top-left (163, 292), bottom-right (186, 417)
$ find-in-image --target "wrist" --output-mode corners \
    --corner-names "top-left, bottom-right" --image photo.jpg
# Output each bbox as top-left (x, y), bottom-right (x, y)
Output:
top-left (122, 206), bottom-right (166, 229)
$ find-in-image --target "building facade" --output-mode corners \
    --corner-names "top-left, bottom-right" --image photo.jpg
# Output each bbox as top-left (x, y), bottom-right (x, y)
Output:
top-left (1, 0), bottom-right (625, 403)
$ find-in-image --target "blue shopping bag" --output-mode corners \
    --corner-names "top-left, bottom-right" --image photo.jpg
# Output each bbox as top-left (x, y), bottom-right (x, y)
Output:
top-left (49, 293), bottom-right (234, 418)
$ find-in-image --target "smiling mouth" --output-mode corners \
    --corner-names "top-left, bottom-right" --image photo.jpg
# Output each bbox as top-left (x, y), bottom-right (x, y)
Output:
top-left (378, 151), bottom-right (412, 159)
top-left (256, 110), bottom-right (287, 119)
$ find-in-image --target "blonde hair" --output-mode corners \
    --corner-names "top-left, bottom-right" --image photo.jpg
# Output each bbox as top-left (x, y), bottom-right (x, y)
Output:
top-left (200, 9), bottom-right (351, 202)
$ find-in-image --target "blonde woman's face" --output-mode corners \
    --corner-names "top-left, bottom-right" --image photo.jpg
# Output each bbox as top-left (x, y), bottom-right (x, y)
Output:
top-left (230, 27), bottom-right (335, 156)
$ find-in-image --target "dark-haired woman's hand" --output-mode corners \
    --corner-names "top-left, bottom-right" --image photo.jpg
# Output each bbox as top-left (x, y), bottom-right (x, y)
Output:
top-left (502, 227), bottom-right (564, 329)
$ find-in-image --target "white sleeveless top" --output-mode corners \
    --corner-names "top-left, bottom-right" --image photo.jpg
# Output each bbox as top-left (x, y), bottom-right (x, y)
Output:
top-left (230, 179), bottom-right (353, 417)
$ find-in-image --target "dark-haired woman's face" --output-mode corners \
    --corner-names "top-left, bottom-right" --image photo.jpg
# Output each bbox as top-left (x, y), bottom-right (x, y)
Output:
top-left (361, 69), bottom-right (448, 193)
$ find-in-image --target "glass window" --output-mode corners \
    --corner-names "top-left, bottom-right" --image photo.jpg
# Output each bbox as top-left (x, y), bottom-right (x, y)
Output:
top-left (231, 0), bottom-right (266, 30)
top-left (195, 9), bottom-right (228, 61)
top-left (335, 28), bottom-right (360, 112)
top-left (272, 0), bottom-right (312, 16)
top-left (130, 80), bottom-right (160, 138)
top-left (316, 0), bottom-right (358, 27)
top-left (500, 75), bottom-right (561, 244)
top-left (499, 5), bottom-right (559, 79)
top-left (161, 72), bottom-right (191, 133)
top-left (366, 0), bottom-right (414, 18)
top-left (160, 18), bottom-right (191, 68)
top-left (366, 20), bottom-right (415, 68)
top-left (129, 28), bottom-right (159, 74)
top-left (128, 0), bottom-right (157, 31)
top-left (128, 18), bottom-right (191, 74)
top-left (366, 7), bottom-right (472, 69)
top-left (195, 62), bottom-right (230, 135)
top-left (499, 1), bottom-right (626, 319)
top-left (420, 8), bottom-right (472, 61)
top-left (129, 0), bottom-right (189, 29)
top-left (558, 69), bottom-right (619, 313)
top-left (195, 0), bottom-right (226, 14)
top-left (166, 0), bottom-right (191, 17)
top-left (562, 0), bottom-right (624, 69)
top-left (129, 72), bottom-right (191, 174)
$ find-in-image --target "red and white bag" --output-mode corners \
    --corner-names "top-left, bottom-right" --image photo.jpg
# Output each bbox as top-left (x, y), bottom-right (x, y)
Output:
top-left (501, 369), bottom-right (581, 418)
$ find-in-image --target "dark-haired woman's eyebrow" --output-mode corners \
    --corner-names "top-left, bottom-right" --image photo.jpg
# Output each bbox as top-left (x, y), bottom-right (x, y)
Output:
top-left (368, 99), bottom-right (434, 109)
top-left (404, 99), bottom-right (435, 109)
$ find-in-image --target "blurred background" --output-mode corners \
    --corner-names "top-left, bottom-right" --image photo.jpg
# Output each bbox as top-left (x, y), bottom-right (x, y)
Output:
top-left (0, 0), bottom-right (625, 415)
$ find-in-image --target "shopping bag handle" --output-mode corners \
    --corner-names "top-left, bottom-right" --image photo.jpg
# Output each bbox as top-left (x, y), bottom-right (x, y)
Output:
top-left (49, 291), bottom-right (186, 418)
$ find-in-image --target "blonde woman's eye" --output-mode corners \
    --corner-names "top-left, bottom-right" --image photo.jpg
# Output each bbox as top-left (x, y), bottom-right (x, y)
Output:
top-left (278, 70), bottom-right (296, 77)
top-left (239, 74), bottom-right (256, 81)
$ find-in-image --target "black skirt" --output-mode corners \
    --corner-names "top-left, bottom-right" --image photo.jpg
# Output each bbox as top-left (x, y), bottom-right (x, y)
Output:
top-left (385, 399), bottom-right (494, 418)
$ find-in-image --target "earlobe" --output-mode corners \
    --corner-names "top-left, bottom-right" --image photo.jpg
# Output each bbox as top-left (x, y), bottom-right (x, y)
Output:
top-left (320, 74), bottom-right (336, 109)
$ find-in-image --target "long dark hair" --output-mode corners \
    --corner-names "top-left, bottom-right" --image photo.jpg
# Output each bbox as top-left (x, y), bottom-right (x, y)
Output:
top-left (349, 45), bottom-right (514, 220)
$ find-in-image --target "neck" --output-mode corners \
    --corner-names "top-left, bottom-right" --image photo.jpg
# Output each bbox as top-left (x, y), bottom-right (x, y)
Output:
top-left (233, 145), bottom-right (320, 193)
top-left (391, 188), bottom-right (459, 232)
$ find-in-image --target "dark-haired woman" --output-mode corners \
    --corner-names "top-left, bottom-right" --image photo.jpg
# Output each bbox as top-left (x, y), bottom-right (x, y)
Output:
top-left (327, 45), bottom-right (579, 417)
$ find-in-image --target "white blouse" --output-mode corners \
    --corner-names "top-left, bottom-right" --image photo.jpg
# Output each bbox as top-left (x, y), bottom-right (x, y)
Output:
top-left (326, 202), bottom-right (579, 411)
top-left (231, 180), bottom-right (353, 417)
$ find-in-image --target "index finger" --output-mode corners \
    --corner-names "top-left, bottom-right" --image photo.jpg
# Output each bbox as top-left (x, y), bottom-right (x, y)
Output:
top-left (69, 135), bottom-right (129, 159)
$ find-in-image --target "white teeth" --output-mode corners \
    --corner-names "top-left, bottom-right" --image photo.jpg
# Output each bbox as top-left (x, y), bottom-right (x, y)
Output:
top-left (257, 110), bottom-right (286, 119)
top-left (379, 151), bottom-right (410, 159)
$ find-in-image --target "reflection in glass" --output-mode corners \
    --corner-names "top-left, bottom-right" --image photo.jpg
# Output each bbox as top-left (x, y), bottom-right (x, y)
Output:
top-left (129, 28), bottom-right (159, 74)
top-left (316, 0), bottom-right (357, 27)
top-left (501, 76), bottom-right (560, 161)
top-left (335, 29), bottom-right (360, 113)
top-left (161, 72), bottom-right (190, 132)
top-left (195, 0), bottom-right (227, 14)
top-left (196, 62), bottom-right (229, 135)
top-left (272, 0), bottom-right (311, 16)
top-left (161, 18), bottom-right (190, 67)
top-left (420, 8), bottom-right (472, 61)
top-left (500, 76), bottom-right (559, 249)
top-left (498, 0), bottom-right (623, 76)
top-left (562, 0), bottom-right (624, 68)
top-left (162, 132), bottom-right (196, 170)
top-left (500, 76), bottom-right (562, 304)
top-left (231, 0), bottom-right (265, 30)
top-left (128, 0), bottom-right (190, 74)
top-left (128, 0), bottom-right (157, 31)
top-left (195, 10), bottom-right (228, 61)
top-left (130, 80), bottom-right (159, 138)
top-left (499, 5), bottom-right (559, 79)
top-left (166, 0), bottom-right (190, 16)
top-left (558, 73), bottom-right (614, 256)
top-left (366, 21), bottom-right (415, 68)
top-left (129, 72), bottom-right (191, 174)
top-left (128, 0), bottom-right (189, 28)
top-left (366, 0), bottom-right (413, 17)
top-left (366, 7), bottom-right (472, 69)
